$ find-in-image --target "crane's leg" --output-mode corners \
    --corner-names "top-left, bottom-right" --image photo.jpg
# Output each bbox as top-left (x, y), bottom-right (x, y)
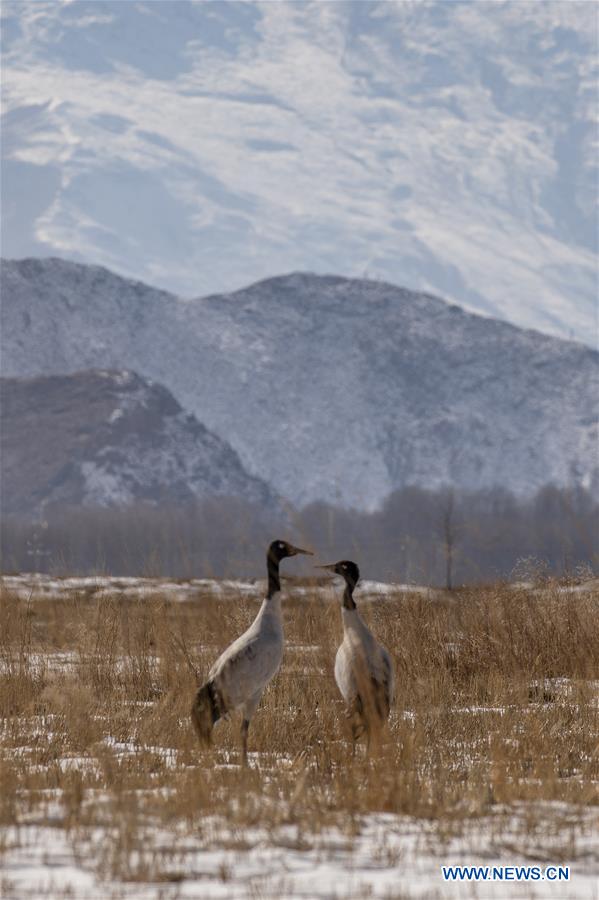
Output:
top-left (349, 695), bottom-right (366, 758)
top-left (240, 689), bottom-right (262, 767)
top-left (241, 718), bottom-right (250, 767)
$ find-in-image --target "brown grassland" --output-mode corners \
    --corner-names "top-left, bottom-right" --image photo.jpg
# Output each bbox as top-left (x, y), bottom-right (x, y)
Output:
top-left (0, 576), bottom-right (598, 896)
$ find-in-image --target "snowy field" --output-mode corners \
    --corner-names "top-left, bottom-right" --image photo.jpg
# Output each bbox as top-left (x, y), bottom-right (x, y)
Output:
top-left (1, 574), bottom-right (597, 899)
top-left (3, 805), bottom-right (597, 899)
top-left (0, 573), bottom-right (442, 603)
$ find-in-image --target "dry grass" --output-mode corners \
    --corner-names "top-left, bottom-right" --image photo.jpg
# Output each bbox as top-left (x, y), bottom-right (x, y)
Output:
top-left (0, 577), bottom-right (598, 894)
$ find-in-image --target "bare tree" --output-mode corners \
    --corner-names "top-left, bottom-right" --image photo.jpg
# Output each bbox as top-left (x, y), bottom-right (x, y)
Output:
top-left (2, 485), bottom-right (596, 582)
top-left (441, 487), bottom-right (457, 591)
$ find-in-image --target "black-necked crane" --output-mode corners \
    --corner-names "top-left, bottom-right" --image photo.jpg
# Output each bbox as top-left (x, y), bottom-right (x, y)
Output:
top-left (318, 559), bottom-right (395, 752)
top-left (192, 539), bottom-right (312, 764)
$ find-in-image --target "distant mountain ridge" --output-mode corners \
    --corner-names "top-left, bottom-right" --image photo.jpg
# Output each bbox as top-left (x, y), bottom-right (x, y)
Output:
top-left (0, 369), bottom-right (275, 516)
top-left (1, 257), bottom-right (597, 510)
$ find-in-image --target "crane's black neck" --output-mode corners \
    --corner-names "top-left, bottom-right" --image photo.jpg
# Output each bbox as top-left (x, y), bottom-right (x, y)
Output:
top-left (343, 582), bottom-right (356, 610)
top-left (267, 553), bottom-right (281, 599)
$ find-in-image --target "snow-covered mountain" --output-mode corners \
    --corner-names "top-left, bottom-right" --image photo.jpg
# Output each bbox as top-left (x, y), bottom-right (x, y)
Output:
top-left (0, 368), bottom-right (275, 516)
top-left (2, 258), bottom-right (597, 511)
top-left (1, 1), bottom-right (597, 344)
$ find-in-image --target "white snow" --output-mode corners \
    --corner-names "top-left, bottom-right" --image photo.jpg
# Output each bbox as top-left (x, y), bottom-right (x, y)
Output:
top-left (0, 573), bottom-right (449, 603)
top-left (3, 263), bottom-right (596, 510)
top-left (108, 407), bottom-right (124, 423)
top-left (2, 807), bottom-right (597, 899)
top-left (1, 3), bottom-right (596, 346)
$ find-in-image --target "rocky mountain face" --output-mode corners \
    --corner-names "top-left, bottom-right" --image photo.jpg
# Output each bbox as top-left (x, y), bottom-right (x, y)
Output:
top-left (2, 2), bottom-right (596, 344)
top-left (2, 258), bottom-right (597, 511)
top-left (0, 369), bottom-right (274, 516)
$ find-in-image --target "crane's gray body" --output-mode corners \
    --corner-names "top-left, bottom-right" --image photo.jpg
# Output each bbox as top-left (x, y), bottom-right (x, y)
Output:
top-left (209, 593), bottom-right (284, 721)
top-left (335, 607), bottom-right (395, 720)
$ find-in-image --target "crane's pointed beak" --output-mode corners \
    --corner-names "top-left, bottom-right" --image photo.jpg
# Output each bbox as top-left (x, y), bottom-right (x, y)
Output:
top-left (315, 563), bottom-right (336, 572)
top-left (288, 545), bottom-right (313, 557)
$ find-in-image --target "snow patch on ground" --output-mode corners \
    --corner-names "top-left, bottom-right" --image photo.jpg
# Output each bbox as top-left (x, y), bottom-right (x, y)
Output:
top-left (0, 573), bottom-right (449, 603)
top-left (2, 807), bottom-right (598, 899)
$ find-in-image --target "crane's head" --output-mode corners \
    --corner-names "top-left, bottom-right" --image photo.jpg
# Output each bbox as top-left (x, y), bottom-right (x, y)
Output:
top-left (268, 539), bottom-right (313, 563)
top-left (316, 559), bottom-right (360, 589)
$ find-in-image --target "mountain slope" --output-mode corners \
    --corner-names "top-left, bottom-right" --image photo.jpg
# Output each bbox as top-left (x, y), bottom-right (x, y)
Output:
top-left (1, 1), bottom-right (596, 343)
top-left (1, 258), bottom-right (597, 510)
top-left (0, 369), bottom-right (275, 516)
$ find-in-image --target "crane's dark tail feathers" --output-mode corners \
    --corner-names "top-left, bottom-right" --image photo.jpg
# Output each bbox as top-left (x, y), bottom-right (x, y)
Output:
top-left (191, 680), bottom-right (222, 746)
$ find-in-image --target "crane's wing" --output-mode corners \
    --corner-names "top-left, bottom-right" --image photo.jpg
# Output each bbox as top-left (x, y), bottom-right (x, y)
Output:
top-left (354, 642), bottom-right (394, 722)
top-left (209, 627), bottom-right (283, 712)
